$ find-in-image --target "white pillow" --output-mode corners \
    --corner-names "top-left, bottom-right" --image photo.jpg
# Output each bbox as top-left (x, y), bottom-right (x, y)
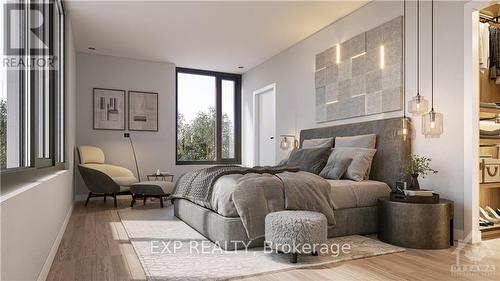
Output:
top-left (333, 147), bottom-right (377, 181)
top-left (302, 137), bottom-right (334, 149)
top-left (335, 134), bottom-right (376, 149)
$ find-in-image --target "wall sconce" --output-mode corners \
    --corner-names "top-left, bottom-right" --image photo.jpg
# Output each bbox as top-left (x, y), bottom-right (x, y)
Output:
top-left (280, 135), bottom-right (298, 151)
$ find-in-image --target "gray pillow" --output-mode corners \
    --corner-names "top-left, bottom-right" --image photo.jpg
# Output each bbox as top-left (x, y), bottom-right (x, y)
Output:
top-left (335, 134), bottom-right (376, 149)
top-left (319, 151), bottom-right (352, 180)
top-left (332, 147), bottom-right (377, 181)
top-left (302, 137), bottom-right (334, 149)
top-left (286, 147), bottom-right (331, 174)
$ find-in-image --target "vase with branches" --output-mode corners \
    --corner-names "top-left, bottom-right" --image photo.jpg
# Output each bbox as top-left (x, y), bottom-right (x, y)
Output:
top-left (403, 154), bottom-right (438, 190)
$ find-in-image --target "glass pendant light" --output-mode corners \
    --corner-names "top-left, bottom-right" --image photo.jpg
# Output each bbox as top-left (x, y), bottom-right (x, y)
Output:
top-left (398, 0), bottom-right (411, 141)
top-left (422, 0), bottom-right (443, 138)
top-left (408, 0), bottom-right (429, 116)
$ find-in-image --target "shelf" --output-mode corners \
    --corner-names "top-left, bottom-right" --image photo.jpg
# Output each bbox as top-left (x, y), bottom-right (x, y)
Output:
top-left (480, 106), bottom-right (500, 114)
top-left (480, 183), bottom-right (500, 189)
top-left (480, 138), bottom-right (500, 145)
top-left (480, 223), bottom-right (500, 232)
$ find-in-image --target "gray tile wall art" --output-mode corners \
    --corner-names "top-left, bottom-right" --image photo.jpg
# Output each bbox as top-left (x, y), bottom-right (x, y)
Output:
top-left (315, 16), bottom-right (403, 123)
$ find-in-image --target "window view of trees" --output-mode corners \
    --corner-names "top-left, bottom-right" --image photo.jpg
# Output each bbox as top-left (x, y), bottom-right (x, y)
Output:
top-left (177, 108), bottom-right (233, 161)
top-left (176, 68), bottom-right (240, 164)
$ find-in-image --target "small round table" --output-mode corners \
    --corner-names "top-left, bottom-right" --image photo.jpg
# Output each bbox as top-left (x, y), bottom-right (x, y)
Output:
top-left (146, 172), bottom-right (174, 182)
top-left (378, 197), bottom-right (454, 249)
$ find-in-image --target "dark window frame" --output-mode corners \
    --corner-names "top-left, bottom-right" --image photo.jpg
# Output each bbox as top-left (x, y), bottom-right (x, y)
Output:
top-left (175, 67), bottom-right (241, 165)
top-left (1, 0), bottom-right (65, 174)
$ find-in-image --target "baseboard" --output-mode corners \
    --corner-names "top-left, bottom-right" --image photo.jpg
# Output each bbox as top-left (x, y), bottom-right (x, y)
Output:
top-left (454, 228), bottom-right (464, 242)
top-left (37, 204), bottom-right (74, 281)
top-left (74, 193), bottom-right (87, 201)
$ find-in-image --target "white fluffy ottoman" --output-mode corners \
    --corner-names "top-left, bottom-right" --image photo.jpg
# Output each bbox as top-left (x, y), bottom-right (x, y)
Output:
top-left (265, 210), bottom-right (327, 263)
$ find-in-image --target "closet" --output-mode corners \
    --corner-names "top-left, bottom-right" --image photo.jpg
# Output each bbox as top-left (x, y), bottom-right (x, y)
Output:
top-left (479, 4), bottom-right (500, 240)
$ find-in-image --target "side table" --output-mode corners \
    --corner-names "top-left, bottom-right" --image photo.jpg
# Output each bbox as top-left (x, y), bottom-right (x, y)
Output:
top-left (378, 197), bottom-right (454, 249)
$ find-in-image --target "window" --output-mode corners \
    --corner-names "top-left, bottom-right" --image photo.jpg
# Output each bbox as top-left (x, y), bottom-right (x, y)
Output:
top-left (176, 68), bottom-right (241, 164)
top-left (0, 0), bottom-right (65, 171)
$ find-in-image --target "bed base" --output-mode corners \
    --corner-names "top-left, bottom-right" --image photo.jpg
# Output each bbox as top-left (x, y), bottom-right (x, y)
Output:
top-left (174, 199), bottom-right (379, 250)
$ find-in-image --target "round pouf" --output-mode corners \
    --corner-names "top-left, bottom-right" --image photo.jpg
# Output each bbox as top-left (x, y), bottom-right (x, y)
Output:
top-left (265, 210), bottom-right (327, 263)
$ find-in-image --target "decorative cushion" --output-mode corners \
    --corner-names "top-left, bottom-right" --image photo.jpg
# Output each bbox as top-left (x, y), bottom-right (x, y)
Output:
top-left (79, 145), bottom-right (106, 164)
top-left (302, 137), bottom-right (334, 149)
top-left (113, 176), bottom-right (139, 187)
top-left (319, 151), bottom-right (352, 180)
top-left (333, 147), bottom-right (377, 181)
top-left (265, 211), bottom-right (327, 254)
top-left (286, 147), bottom-right (331, 174)
top-left (334, 134), bottom-right (376, 149)
top-left (131, 181), bottom-right (174, 195)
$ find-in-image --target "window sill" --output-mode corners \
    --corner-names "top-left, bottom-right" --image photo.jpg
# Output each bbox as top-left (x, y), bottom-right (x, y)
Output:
top-left (0, 167), bottom-right (69, 203)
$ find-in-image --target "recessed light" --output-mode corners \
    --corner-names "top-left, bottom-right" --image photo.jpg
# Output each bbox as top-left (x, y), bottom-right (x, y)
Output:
top-left (88, 47), bottom-right (95, 50)
top-left (238, 66), bottom-right (244, 69)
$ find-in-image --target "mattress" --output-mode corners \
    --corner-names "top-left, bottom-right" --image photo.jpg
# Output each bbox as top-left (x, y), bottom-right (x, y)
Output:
top-left (209, 174), bottom-right (390, 217)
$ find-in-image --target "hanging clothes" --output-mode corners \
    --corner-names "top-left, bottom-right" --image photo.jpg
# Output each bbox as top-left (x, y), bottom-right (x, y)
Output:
top-left (489, 25), bottom-right (500, 80)
top-left (480, 22), bottom-right (490, 69)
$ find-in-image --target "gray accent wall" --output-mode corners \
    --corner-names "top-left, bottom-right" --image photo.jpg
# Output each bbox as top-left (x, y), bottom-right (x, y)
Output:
top-left (242, 0), bottom-right (465, 231)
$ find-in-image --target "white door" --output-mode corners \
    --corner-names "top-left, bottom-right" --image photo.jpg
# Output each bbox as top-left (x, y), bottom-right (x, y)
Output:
top-left (254, 84), bottom-right (276, 166)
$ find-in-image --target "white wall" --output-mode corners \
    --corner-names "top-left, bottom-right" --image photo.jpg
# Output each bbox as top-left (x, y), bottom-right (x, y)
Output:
top-left (75, 53), bottom-right (207, 197)
top-left (0, 17), bottom-right (77, 281)
top-left (242, 0), bottom-right (465, 230)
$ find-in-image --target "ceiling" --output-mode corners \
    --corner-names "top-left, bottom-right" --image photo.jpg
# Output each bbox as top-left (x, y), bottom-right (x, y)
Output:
top-left (66, 1), bottom-right (369, 74)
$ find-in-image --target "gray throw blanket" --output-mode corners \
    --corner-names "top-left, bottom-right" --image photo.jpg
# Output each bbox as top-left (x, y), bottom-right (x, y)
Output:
top-left (172, 165), bottom-right (299, 206)
top-left (173, 166), bottom-right (335, 239)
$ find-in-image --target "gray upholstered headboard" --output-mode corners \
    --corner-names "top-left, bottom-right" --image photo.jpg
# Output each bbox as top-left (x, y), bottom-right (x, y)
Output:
top-left (299, 117), bottom-right (411, 190)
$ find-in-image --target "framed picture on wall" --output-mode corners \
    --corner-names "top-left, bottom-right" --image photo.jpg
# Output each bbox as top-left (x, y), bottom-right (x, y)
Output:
top-left (93, 88), bottom-right (126, 130)
top-left (128, 91), bottom-right (158, 131)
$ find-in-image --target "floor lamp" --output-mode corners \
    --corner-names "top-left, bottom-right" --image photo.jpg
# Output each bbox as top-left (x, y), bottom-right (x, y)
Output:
top-left (124, 133), bottom-right (141, 181)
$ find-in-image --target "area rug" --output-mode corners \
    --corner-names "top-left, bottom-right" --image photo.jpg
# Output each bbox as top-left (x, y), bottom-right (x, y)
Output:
top-left (119, 205), bottom-right (405, 281)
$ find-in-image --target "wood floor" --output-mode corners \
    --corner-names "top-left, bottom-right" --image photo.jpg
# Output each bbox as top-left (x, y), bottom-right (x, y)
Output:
top-left (47, 198), bottom-right (500, 281)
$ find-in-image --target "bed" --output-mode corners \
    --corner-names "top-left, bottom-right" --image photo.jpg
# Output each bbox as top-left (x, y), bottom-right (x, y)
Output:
top-left (174, 117), bottom-right (410, 250)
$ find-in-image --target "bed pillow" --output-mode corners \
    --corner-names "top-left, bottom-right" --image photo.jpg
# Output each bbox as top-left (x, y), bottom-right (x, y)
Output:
top-left (286, 147), bottom-right (331, 174)
top-left (319, 151), bottom-right (352, 180)
top-left (335, 134), bottom-right (376, 149)
top-left (302, 137), bottom-right (334, 149)
top-left (333, 147), bottom-right (377, 181)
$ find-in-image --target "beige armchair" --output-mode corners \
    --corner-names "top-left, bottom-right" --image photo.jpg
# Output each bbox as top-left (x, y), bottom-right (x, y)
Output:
top-left (78, 145), bottom-right (138, 207)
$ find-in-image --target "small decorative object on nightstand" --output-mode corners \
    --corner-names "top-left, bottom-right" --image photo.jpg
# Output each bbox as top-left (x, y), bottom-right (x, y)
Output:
top-left (403, 154), bottom-right (438, 190)
top-left (378, 197), bottom-right (454, 249)
top-left (146, 172), bottom-right (174, 182)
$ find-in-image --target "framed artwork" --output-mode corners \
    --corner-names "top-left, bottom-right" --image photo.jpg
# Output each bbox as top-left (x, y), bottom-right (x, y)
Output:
top-left (93, 88), bottom-right (126, 130)
top-left (128, 91), bottom-right (158, 131)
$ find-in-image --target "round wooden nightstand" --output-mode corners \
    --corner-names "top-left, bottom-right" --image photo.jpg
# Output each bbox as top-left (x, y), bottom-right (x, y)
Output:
top-left (378, 197), bottom-right (454, 249)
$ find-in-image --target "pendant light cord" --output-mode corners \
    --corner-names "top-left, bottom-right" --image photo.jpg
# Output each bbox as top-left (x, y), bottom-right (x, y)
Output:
top-left (431, 0), bottom-right (434, 111)
top-left (417, 0), bottom-right (420, 97)
top-left (403, 0), bottom-right (406, 118)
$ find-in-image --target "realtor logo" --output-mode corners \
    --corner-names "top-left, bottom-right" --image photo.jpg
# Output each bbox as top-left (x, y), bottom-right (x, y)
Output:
top-left (3, 1), bottom-right (56, 70)
top-left (5, 2), bottom-right (52, 56)
top-left (451, 233), bottom-right (496, 277)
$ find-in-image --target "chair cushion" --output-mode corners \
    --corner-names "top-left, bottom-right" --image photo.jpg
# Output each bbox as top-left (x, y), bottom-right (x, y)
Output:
top-left (83, 163), bottom-right (135, 178)
top-left (79, 146), bottom-right (105, 164)
top-left (113, 176), bottom-right (139, 187)
top-left (131, 181), bottom-right (174, 195)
